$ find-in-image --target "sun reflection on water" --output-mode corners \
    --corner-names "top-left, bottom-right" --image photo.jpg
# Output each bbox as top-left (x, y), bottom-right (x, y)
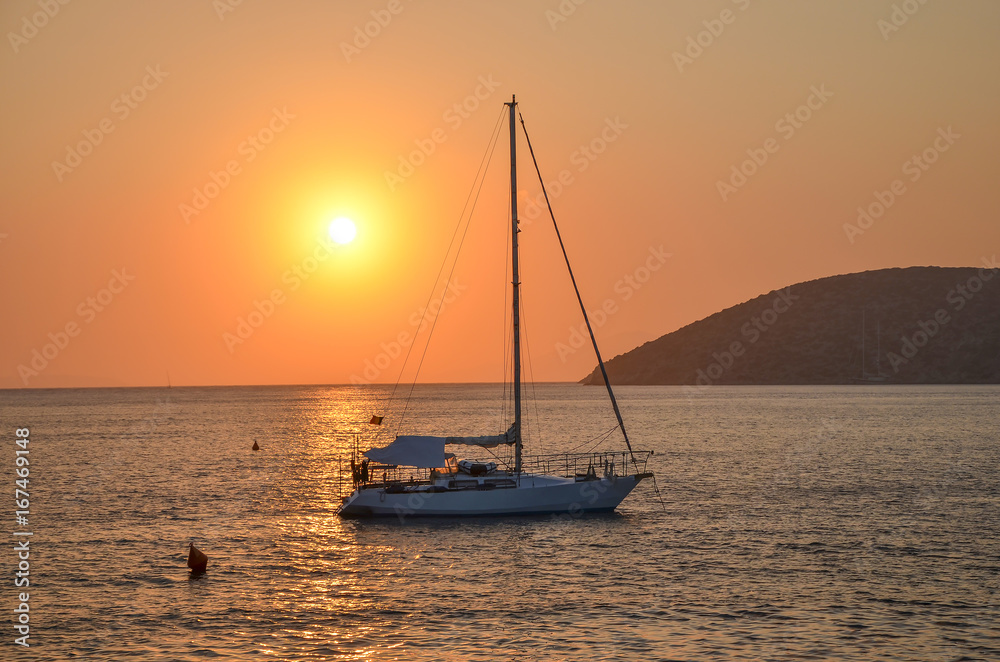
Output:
top-left (16, 384), bottom-right (1000, 660)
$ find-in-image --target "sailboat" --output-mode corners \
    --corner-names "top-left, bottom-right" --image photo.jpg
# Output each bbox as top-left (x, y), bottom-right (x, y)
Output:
top-left (853, 310), bottom-right (888, 383)
top-left (337, 96), bottom-right (654, 518)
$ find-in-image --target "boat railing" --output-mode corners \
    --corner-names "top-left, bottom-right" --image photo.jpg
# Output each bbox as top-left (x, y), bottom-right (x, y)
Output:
top-left (518, 450), bottom-right (652, 478)
top-left (335, 459), bottom-right (427, 492)
top-left (334, 450), bottom-right (652, 501)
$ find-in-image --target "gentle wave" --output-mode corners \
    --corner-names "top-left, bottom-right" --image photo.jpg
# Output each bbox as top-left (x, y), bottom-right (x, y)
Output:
top-left (5, 384), bottom-right (999, 660)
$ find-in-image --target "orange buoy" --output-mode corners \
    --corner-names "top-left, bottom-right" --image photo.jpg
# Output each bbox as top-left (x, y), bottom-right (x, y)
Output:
top-left (252, 440), bottom-right (260, 451)
top-left (188, 543), bottom-right (208, 573)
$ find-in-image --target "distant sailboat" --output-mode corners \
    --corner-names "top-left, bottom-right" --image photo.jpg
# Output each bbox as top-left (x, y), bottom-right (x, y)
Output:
top-left (853, 310), bottom-right (888, 383)
top-left (337, 95), bottom-right (654, 518)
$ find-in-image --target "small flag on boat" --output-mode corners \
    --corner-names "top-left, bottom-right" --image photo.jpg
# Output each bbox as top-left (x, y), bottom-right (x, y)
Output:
top-left (369, 415), bottom-right (383, 425)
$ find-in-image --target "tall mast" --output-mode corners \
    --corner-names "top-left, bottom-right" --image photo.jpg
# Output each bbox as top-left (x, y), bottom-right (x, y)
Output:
top-left (507, 95), bottom-right (522, 475)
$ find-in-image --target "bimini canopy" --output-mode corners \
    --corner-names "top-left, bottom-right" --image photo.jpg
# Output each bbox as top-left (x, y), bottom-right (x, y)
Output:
top-left (364, 436), bottom-right (446, 468)
top-left (363, 424), bottom-right (515, 468)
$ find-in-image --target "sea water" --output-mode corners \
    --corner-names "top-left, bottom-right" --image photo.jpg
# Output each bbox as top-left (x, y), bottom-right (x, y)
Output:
top-left (3, 384), bottom-right (998, 660)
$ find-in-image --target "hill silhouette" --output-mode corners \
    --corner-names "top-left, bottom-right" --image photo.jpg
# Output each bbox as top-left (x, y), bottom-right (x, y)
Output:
top-left (582, 265), bottom-right (1000, 385)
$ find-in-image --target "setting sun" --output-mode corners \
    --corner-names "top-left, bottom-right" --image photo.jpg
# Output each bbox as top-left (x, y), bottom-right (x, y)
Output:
top-left (328, 216), bottom-right (357, 245)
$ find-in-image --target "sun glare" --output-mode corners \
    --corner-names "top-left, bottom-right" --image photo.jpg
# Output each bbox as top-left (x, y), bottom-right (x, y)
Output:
top-left (328, 217), bottom-right (357, 245)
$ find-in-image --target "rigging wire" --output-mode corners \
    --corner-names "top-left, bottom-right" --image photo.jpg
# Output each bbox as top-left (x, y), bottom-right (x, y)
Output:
top-left (394, 110), bottom-right (507, 436)
top-left (564, 424), bottom-right (619, 454)
top-left (650, 473), bottom-right (667, 512)
top-left (582, 426), bottom-right (620, 455)
top-left (517, 270), bottom-right (545, 456)
top-left (506, 150), bottom-right (544, 458)
top-left (375, 107), bottom-right (507, 439)
top-left (518, 279), bottom-right (532, 450)
top-left (500, 176), bottom-right (512, 444)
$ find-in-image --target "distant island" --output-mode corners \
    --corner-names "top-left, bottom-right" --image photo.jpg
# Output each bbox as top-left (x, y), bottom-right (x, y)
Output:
top-left (582, 265), bottom-right (1000, 386)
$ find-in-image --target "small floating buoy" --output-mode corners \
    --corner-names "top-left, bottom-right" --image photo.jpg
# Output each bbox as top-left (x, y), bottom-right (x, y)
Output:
top-left (188, 543), bottom-right (208, 573)
top-left (251, 440), bottom-right (260, 451)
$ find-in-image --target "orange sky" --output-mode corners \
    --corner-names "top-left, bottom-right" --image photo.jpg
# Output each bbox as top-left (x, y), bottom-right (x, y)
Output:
top-left (2, 0), bottom-right (998, 388)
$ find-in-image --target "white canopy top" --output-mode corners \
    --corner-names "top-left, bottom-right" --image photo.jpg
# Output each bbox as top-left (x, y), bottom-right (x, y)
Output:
top-left (364, 435), bottom-right (445, 468)
top-left (363, 424), bottom-right (515, 468)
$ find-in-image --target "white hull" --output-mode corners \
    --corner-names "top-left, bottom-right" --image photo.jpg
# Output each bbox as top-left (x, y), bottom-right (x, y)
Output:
top-left (338, 473), bottom-right (648, 518)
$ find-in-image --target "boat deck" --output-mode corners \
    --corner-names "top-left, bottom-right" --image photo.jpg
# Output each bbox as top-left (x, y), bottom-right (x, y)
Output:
top-left (334, 450), bottom-right (655, 519)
